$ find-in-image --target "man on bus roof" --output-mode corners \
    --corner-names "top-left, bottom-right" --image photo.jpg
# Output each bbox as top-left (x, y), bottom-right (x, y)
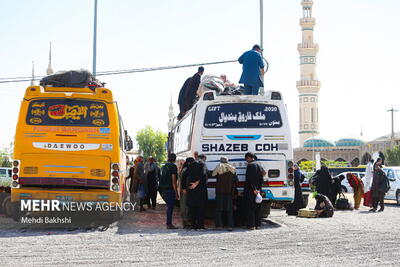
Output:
top-left (238, 45), bottom-right (265, 95)
top-left (183, 66), bottom-right (204, 112)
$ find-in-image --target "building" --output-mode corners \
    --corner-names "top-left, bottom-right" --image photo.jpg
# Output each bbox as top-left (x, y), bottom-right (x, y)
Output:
top-left (297, 0), bottom-right (320, 146)
top-left (294, 137), bottom-right (363, 166)
top-left (46, 42), bottom-right (54, 75)
top-left (294, 133), bottom-right (400, 166)
top-left (168, 97), bottom-right (174, 132)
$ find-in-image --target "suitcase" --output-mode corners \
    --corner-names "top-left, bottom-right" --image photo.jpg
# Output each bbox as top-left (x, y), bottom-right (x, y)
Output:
top-left (297, 208), bottom-right (318, 218)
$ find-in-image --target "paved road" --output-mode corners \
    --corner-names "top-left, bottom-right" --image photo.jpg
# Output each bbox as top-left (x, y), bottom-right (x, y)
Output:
top-left (0, 198), bottom-right (399, 267)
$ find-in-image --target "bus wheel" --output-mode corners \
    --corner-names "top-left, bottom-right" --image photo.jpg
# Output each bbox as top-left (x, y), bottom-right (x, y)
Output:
top-left (11, 201), bottom-right (21, 222)
top-left (110, 209), bottom-right (123, 222)
top-left (261, 201), bottom-right (271, 218)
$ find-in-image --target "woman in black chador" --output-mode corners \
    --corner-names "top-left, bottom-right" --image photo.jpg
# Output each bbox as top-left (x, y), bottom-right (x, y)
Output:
top-left (313, 166), bottom-right (335, 204)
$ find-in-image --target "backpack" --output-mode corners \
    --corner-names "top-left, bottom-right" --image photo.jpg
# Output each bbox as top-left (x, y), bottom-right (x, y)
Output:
top-left (158, 163), bottom-right (173, 197)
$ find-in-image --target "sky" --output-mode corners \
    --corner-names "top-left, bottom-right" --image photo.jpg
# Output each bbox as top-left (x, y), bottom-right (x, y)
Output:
top-left (0, 0), bottom-right (399, 149)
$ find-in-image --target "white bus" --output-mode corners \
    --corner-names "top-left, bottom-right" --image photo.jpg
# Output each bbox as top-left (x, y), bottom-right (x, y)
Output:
top-left (169, 90), bottom-right (294, 215)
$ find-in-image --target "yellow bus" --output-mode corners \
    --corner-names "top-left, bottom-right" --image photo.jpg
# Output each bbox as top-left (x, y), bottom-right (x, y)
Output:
top-left (11, 85), bottom-right (133, 222)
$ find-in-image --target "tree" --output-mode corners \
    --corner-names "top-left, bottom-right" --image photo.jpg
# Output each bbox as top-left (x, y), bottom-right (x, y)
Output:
top-left (135, 126), bottom-right (168, 163)
top-left (0, 142), bottom-right (13, 167)
top-left (385, 145), bottom-right (400, 166)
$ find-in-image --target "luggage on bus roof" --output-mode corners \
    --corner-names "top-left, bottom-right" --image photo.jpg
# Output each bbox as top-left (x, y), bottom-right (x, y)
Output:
top-left (40, 69), bottom-right (104, 89)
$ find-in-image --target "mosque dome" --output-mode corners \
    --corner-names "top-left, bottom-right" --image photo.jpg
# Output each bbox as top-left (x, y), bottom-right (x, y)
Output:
top-left (335, 138), bottom-right (364, 147)
top-left (303, 138), bottom-right (335, 148)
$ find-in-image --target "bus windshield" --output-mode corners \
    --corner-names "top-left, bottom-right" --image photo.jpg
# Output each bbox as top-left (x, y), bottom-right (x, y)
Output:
top-left (26, 98), bottom-right (109, 127)
top-left (204, 103), bottom-right (282, 128)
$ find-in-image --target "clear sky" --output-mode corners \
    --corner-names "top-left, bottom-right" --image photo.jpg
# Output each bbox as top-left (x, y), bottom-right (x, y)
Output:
top-left (0, 0), bottom-right (399, 148)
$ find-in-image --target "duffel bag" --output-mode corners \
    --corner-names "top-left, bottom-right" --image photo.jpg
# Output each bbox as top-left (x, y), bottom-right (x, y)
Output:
top-left (336, 193), bottom-right (351, 210)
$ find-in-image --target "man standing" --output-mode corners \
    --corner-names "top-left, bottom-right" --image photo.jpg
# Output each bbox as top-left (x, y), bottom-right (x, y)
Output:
top-left (184, 66), bottom-right (204, 112)
top-left (186, 155), bottom-right (208, 230)
top-left (134, 156), bottom-right (147, 212)
top-left (177, 77), bottom-right (191, 117)
top-left (212, 157), bottom-right (237, 231)
top-left (362, 159), bottom-right (374, 207)
top-left (238, 45), bottom-right (265, 95)
top-left (244, 152), bottom-right (264, 230)
top-left (158, 153), bottom-right (178, 229)
top-left (145, 156), bottom-right (158, 209)
top-left (179, 157), bottom-right (195, 228)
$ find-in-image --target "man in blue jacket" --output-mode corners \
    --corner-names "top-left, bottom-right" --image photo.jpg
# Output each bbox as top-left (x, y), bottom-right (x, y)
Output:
top-left (238, 45), bottom-right (265, 95)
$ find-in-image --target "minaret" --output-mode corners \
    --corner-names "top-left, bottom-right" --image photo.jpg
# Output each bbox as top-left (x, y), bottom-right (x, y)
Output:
top-left (46, 42), bottom-right (54, 75)
top-left (297, 0), bottom-right (320, 146)
top-left (30, 60), bottom-right (35, 86)
top-left (168, 97), bottom-right (174, 132)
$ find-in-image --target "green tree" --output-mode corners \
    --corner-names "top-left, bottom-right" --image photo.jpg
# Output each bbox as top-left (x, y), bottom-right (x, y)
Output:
top-left (386, 145), bottom-right (400, 166)
top-left (0, 142), bottom-right (13, 167)
top-left (135, 126), bottom-right (168, 163)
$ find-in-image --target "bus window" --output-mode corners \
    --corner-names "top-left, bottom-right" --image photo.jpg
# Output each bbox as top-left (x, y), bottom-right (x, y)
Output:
top-left (26, 99), bottom-right (109, 127)
top-left (204, 103), bottom-right (282, 128)
top-left (174, 110), bottom-right (195, 153)
top-left (0, 169), bottom-right (6, 178)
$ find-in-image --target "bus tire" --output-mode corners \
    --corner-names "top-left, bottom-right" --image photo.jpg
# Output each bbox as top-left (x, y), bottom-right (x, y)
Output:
top-left (11, 201), bottom-right (21, 222)
top-left (261, 201), bottom-right (271, 218)
top-left (110, 209), bottom-right (123, 222)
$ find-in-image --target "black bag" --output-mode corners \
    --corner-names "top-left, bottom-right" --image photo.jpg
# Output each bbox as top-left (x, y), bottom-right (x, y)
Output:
top-left (40, 69), bottom-right (103, 89)
top-left (335, 193), bottom-right (350, 210)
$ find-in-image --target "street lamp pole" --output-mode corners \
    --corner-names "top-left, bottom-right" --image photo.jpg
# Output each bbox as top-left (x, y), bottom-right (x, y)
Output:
top-left (387, 107), bottom-right (398, 143)
top-left (92, 0), bottom-right (98, 77)
top-left (312, 133), bottom-right (315, 171)
top-left (259, 0), bottom-right (265, 95)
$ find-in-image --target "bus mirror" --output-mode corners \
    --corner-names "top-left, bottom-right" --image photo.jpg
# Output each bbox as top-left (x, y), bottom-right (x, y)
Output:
top-left (127, 139), bottom-right (133, 151)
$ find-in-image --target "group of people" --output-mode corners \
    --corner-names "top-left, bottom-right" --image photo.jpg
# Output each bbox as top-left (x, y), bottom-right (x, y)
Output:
top-left (310, 157), bottom-right (390, 216)
top-left (363, 158), bottom-right (390, 212)
top-left (126, 154), bottom-right (390, 229)
top-left (127, 156), bottom-right (160, 212)
top-left (177, 44), bottom-right (266, 119)
top-left (157, 152), bottom-right (265, 231)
